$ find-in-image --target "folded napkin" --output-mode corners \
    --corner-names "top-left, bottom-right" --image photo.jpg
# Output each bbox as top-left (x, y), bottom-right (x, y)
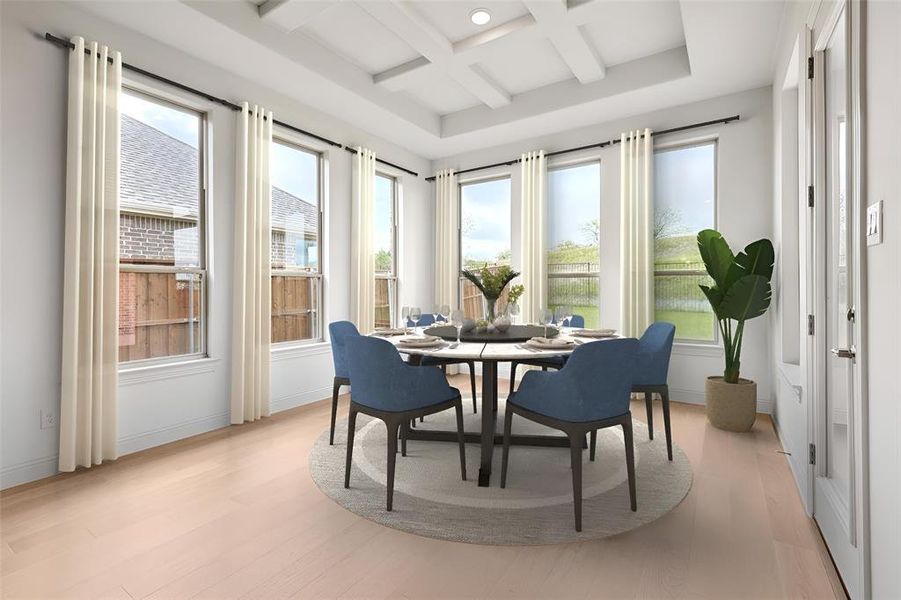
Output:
top-left (573, 328), bottom-right (617, 337)
top-left (398, 335), bottom-right (442, 346)
top-left (372, 328), bottom-right (406, 336)
top-left (529, 337), bottom-right (573, 347)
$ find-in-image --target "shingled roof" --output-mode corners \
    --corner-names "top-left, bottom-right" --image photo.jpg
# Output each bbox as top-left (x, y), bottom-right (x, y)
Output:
top-left (121, 114), bottom-right (316, 235)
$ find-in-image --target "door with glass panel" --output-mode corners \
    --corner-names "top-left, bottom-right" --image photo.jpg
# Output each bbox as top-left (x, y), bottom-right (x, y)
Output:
top-left (812, 3), bottom-right (863, 595)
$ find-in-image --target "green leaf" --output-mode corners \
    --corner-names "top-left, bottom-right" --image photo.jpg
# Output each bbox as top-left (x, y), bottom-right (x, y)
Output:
top-left (735, 238), bottom-right (775, 280)
top-left (718, 275), bottom-right (772, 321)
top-left (698, 284), bottom-right (725, 317)
top-left (697, 229), bottom-right (735, 290)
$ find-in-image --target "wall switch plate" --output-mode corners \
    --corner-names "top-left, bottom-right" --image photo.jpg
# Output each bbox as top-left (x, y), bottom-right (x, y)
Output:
top-left (866, 200), bottom-right (883, 246)
top-left (40, 409), bottom-right (56, 429)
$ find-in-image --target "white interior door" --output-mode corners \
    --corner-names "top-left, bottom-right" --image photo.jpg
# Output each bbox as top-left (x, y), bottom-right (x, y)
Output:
top-left (811, 3), bottom-right (864, 596)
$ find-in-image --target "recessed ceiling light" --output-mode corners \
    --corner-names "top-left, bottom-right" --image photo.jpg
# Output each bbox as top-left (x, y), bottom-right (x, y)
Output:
top-left (470, 8), bottom-right (491, 25)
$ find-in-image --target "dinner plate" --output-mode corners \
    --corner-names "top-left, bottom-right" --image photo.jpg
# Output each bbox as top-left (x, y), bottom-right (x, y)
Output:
top-left (397, 336), bottom-right (444, 348)
top-left (525, 337), bottom-right (575, 350)
top-left (371, 328), bottom-right (406, 337)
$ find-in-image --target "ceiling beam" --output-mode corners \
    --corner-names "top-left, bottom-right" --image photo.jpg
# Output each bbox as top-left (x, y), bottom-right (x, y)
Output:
top-left (359, 0), bottom-right (511, 108)
top-left (257, 0), bottom-right (334, 32)
top-left (522, 0), bottom-right (605, 83)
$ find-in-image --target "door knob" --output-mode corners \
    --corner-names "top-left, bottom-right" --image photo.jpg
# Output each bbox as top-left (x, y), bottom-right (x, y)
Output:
top-left (830, 346), bottom-right (856, 359)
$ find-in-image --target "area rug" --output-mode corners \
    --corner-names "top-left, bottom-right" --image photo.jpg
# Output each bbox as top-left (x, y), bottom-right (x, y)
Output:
top-left (309, 398), bottom-right (692, 545)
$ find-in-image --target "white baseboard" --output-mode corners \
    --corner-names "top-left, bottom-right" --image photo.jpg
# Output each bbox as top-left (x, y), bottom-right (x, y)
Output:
top-left (272, 385), bottom-right (333, 413)
top-left (117, 411), bottom-right (230, 457)
top-left (1, 455), bottom-right (59, 490)
top-left (669, 386), bottom-right (773, 414)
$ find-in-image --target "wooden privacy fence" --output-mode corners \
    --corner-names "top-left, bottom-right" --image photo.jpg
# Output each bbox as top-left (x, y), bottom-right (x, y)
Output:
top-left (118, 271), bottom-right (202, 362)
top-left (271, 274), bottom-right (316, 343)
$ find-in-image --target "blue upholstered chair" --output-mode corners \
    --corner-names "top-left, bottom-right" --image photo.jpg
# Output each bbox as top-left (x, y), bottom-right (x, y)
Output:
top-left (328, 321), bottom-right (361, 445)
top-left (501, 338), bottom-right (639, 531)
top-left (508, 314), bottom-right (585, 392)
top-left (633, 322), bottom-right (676, 461)
top-left (343, 336), bottom-right (466, 511)
top-left (407, 313), bottom-right (478, 413)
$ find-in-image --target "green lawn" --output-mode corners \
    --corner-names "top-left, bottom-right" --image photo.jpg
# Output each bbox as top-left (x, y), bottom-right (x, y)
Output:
top-left (655, 309), bottom-right (716, 341)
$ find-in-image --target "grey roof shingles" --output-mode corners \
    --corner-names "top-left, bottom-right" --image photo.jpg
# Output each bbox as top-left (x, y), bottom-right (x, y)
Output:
top-left (121, 114), bottom-right (316, 235)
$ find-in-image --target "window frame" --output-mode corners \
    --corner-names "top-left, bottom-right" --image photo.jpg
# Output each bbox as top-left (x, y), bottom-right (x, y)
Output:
top-left (118, 85), bottom-right (210, 367)
top-left (545, 158), bottom-right (602, 327)
top-left (652, 136), bottom-right (720, 345)
top-left (457, 173), bottom-right (513, 309)
top-left (269, 135), bottom-right (326, 347)
top-left (374, 171), bottom-right (399, 328)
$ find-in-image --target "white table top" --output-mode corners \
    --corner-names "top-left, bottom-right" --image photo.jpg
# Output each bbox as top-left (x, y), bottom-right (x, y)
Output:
top-left (373, 330), bottom-right (620, 361)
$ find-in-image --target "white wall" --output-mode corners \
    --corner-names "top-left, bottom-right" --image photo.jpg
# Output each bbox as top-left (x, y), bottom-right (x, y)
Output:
top-left (0, 0), bottom-right (433, 489)
top-left (432, 86), bottom-right (774, 409)
top-left (861, 1), bottom-right (901, 596)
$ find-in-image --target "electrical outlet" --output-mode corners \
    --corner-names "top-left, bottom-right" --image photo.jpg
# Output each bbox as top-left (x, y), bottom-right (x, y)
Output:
top-left (40, 409), bottom-right (56, 430)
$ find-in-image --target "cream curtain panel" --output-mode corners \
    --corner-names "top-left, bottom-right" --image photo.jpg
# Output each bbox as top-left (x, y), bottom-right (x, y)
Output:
top-left (520, 151), bottom-right (547, 323)
top-left (434, 169), bottom-right (459, 312)
top-left (351, 147), bottom-right (377, 333)
top-left (231, 103), bottom-right (272, 424)
top-left (59, 37), bottom-right (122, 472)
top-left (620, 128), bottom-right (655, 338)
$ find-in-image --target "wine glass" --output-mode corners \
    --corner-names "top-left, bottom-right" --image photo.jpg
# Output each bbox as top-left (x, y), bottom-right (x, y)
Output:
top-left (554, 306), bottom-right (566, 330)
top-left (539, 309), bottom-right (553, 338)
top-left (410, 307), bottom-right (422, 335)
top-left (564, 305), bottom-right (574, 328)
top-left (401, 306), bottom-right (410, 333)
top-left (432, 304), bottom-right (442, 324)
top-left (507, 302), bottom-right (521, 325)
top-left (451, 309), bottom-right (465, 344)
top-left (440, 304), bottom-right (450, 323)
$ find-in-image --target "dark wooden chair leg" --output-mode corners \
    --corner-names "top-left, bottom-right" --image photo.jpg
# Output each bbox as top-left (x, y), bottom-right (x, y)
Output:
top-left (509, 362), bottom-right (520, 393)
top-left (644, 391), bottom-right (654, 440)
top-left (500, 407), bottom-right (514, 488)
top-left (622, 417), bottom-right (637, 511)
top-left (344, 407), bottom-right (358, 488)
top-left (400, 421), bottom-right (408, 457)
top-left (661, 386), bottom-right (673, 461)
top-left (589, 430), bottom-right (597, 461)
top-left (569, 433), bottom-right (583, 532)
top-left (467, 361), bottom-right (478, 413)
top-left (386, 421), bottom-right (400, 511)
top-left (329, 380), bottom-right (341, 445)
top-left (454, 399), bottom-right (467, 480)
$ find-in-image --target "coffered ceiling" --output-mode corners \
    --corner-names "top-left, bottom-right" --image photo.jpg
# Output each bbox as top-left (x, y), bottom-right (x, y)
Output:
top-left (79, 0), bottom-right (785, 158)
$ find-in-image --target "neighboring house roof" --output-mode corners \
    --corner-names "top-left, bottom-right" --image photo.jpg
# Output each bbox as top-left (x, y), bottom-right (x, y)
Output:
top-left (120, 114), bottom-right (316, 236)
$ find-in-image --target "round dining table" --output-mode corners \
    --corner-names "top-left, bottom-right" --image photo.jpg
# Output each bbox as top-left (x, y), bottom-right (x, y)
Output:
top-left (377, 325), bottom-right (617, 487)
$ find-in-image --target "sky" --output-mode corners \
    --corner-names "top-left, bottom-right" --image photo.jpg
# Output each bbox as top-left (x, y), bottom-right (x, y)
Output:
top-left (373, 174), bottom-right (394, 262)
top-left (653, 143), bottom-right (716, 235)
top-left (547, 162), bottom-right (601, 248)
top-left (461, 178), bottom-right (511, 263)
top-left (121, 91), bottom-right (198, 148)
top-left (271, 141), bottom-right (318, 201)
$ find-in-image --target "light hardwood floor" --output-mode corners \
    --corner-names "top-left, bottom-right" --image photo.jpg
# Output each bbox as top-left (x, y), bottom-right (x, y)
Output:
top-left (1, 376), bottom-right (845, 599)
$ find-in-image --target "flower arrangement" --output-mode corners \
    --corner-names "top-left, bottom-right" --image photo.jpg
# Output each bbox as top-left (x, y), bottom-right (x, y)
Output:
top-left (507, 284), bottom-right (524, 306)
top-left (461, 264), bottom-right (519, 321)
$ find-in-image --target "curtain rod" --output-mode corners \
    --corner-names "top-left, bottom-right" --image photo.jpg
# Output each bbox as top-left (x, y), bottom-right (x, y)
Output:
top-left (425, 114), bottom-right (741, 182)
top-left (44, 33), bottom-right (419, 178)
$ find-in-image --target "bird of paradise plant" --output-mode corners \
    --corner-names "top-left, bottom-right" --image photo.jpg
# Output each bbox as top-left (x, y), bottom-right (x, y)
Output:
top-left (461, 264), bottom-right (519, 321)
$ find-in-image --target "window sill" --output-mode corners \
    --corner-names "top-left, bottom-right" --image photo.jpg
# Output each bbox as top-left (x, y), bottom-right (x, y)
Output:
top-left (271, 341), bottom-right (331, 362)
top-left (672, 343), bottom-right (723, 358)
top-left (119, 357), bottom-right (220, 386)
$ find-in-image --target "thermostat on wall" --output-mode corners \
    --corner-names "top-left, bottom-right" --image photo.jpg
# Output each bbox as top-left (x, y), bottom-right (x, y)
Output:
top-left (866, 200), bottom-right (883, 246)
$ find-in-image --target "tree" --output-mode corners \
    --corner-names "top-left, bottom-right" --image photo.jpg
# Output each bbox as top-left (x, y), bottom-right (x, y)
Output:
top-left (374, 249), bottom-right (392, 272)
top-left (654, 206), bottom-right (683, 240)
top-left (580, 219), bottom-right (599, 245)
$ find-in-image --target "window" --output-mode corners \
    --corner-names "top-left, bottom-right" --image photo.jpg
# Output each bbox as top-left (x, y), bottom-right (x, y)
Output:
top-left (118, 89), bottom-right (206, 363)
top-left (653, 141), bottom-right (717, 341)
top-left (459, 176), bottom-right (512, 319)
top-left (374, 174), bottom-right (397, 328)
top-left (547, 162), bottom-right (601, 328)
top-left (270, 139), bottom-right (323, 344)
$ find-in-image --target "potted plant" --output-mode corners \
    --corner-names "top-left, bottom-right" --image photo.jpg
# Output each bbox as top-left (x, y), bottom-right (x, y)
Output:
top-left (461, 264), bottom-right (519, 322)
top-left (696, 229), bottom-right (774, 432)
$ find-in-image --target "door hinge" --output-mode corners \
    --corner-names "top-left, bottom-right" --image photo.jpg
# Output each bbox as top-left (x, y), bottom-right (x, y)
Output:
top-left (808, 314), bottom-right (815, 335)
top-left (809, 443), bottom-right (816, 465)
top-left (807, 56), bottom-right (814, 79)
top-left (807, 185), bottom-right (814, 208)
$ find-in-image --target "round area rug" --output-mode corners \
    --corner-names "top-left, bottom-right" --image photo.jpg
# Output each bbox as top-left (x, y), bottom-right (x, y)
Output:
top-left (310, 399), bottom-right (692, 545)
